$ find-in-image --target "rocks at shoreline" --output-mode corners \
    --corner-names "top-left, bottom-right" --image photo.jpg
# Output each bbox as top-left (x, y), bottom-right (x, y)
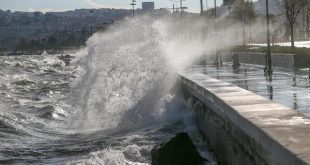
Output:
top-left (151, 132), bottom-right (206, 165)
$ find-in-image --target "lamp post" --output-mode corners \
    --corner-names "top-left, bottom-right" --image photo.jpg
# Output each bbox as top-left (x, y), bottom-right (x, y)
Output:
top-left (214, 0), bottom-right (217, 33)
top-left (200, 0), bottom-right (204, 16)
top-left (214, 0), bottom-right (216, 19)
top-left (169, 0), bottom-right (178, 12)
top-left (130, 0), bottom-right (136, 16)
top-left (180, 0), bottom-right (183, 16)
top-left (170, 0), bottom-right (186, 16)
top-left (213, 0), bottom-right (220, 66)
top-left (265, 0), bottom-right (272, 80)
top-left (242, 0), bottom-right (246, 47)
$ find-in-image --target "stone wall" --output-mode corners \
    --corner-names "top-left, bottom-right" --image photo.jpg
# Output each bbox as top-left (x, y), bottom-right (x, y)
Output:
top-left (231, 52), bottom-right (310, 68)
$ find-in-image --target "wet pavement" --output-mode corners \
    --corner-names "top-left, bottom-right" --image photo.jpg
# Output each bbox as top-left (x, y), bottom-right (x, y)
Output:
top-left (185, 63), bottom-right (310, 116)
top-left (180, 66), bottom-right (310, 164)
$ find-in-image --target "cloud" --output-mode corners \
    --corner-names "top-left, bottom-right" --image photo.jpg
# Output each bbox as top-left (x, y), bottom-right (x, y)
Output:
top-left (83, 0), bottom-right (121, 9)
top-left (40, 8), bottom-right (71, 13)
top-left (28, 8), bottom-right (71, 13)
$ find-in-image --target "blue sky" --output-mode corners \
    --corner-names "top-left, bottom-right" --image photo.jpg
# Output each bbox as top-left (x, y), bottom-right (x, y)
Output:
top-left (0, 0), bottom-right (223, 13)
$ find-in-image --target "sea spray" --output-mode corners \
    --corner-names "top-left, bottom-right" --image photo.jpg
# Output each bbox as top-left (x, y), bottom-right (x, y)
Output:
top-left (0, 15), bottom-right (218, 164)
top-left (68, 16), bottom-right (171, 132)
top-left (67, 15), bottom-right (219, 133)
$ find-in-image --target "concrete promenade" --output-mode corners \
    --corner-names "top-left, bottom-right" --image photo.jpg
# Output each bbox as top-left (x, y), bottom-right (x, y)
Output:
top-left (188, 65), bottom-right (310, 116)
top-left (179, 71), bottom-right (310, 165)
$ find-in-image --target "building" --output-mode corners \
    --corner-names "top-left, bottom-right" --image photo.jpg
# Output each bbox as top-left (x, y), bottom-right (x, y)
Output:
top-left (142, 2), bottom-right (155, 12)
top-left (0, 8), bottom-right (132, 51)
top-left (223, 0), bottom-right (245, 6)
top-left (223, 0), bottom-right (233, 6)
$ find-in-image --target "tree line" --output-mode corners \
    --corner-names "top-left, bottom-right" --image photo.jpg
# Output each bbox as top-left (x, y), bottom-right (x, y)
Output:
top-left (282, 0), bottom-right (309, 48)
top-left (204, 0), bottom-right (310, 48)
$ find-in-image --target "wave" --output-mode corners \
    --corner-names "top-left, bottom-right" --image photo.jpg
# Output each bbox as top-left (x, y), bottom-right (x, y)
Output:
top-left (67, 15), bottom-right (213, 134)
top-left (0, 15), bottom-right (218, 164)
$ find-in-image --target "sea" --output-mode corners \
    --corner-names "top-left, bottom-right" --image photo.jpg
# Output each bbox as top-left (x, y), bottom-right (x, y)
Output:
top-left (0, 16), bottom-right (217, 165)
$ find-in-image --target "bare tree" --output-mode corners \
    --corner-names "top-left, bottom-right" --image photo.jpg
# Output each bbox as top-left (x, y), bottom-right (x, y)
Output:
top-left (281, 0), bottom-right (307, 48)
top-left (228, 1), bottom-right (256, 45)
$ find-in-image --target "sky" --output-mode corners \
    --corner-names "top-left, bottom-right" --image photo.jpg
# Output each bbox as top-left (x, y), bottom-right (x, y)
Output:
top-left (0, 0), bottom-right (223, 13)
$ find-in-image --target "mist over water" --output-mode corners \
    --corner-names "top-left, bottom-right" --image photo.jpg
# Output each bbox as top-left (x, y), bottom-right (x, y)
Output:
top-left (0, 15), bottom-right (218, 164)
top-left (68, 18), bottom-right (169, 132)
top-left (67, 15), bottom-right (215, 133)
top-left (0, 5), bottom-right (293, 164)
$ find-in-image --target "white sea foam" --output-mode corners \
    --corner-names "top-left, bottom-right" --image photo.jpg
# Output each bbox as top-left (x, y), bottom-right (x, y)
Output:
top-left (67, 15), bottom-right (217, 133)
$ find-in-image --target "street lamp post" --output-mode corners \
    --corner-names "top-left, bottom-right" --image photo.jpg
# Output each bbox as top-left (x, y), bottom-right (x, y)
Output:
top-left (214, 0), bottom-right (221, 66)
top-left (170, 0), bottom-right (181, 15)
top-left (214, 0), bottom-right (217, 33)
top-left (265, 0), bottom-right (272, 80)
top-left (242, 1), bottom-right (246, 47)
top-left (180, 0), bottom-right (183, 16)
top-left (214, 0), bottom-right (216, 20)
top-left (130, 0), bottom-right (136, 16)
top-left (200, 0), bottom-right (204, 16)
top-left (169, 0), bottom-right (188, 16)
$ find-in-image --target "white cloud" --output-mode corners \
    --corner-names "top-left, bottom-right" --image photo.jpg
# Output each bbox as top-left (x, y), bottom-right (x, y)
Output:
top-left (40, 8), bottom-right (71, 13)
top-left (28, 8), bottom-right (70, 13)
top-left (83, 0), bottom-right (121, 9)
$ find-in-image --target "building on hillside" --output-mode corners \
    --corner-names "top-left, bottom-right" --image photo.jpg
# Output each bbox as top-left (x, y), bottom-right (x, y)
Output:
top-left (223, 0), bottom-right (245, 6)
top-left (142, 2), bottom-right (155, 12)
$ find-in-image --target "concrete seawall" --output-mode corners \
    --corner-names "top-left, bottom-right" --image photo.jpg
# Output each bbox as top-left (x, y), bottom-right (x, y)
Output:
top-left (179, 72), bottom-right (310, 165)
top-left (231, 52), bottom-right (310, 68)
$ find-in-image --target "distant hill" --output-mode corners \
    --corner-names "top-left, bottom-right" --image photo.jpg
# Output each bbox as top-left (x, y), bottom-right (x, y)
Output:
top-left (0, 8), bottom-right (170, 52)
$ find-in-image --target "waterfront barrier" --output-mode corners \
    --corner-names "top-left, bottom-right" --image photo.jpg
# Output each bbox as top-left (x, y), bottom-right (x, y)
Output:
top-left (179, 72), bottom-right (310, 165)
top-left (229, 52), bottom-right (310, 68)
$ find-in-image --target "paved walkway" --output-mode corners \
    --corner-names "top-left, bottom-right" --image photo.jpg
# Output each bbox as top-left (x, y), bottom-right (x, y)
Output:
top-left (179, 71), bottom-right (310, 165)
top-left (184, 64), bottom-right (310, 116)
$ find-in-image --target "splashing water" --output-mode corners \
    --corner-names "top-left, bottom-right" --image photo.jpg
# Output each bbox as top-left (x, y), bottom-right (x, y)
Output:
top-left (67, 15), bottom-right (214, 132)
top-left (68, 17), bottom-right (170, 131)
top-left (0, 15), bottom-right (217, 164)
